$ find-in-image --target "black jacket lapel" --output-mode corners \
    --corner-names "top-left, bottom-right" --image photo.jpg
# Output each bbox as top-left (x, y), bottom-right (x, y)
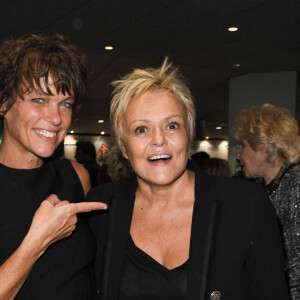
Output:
top-left (103, 177), bottom-right (137, 300)
top-left (188, 163), bottom-right (219, 300)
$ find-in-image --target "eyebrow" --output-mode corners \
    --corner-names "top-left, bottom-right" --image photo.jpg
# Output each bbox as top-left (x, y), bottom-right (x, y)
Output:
top-left (62, 96), bottom-right (75, 101)
top-left (128, 114), bottom-right (184, 126)
top-left (31, 91), bottom-right (74, 100)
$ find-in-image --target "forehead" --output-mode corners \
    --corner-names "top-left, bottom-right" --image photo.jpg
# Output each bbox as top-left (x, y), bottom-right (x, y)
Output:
top-left (22, 86), bottom-right (73, 99)
top-left (125, 89), bottom-right (185, 117)
top-left (22, 76), bottom-right (73, 97)
top-left (19, 73), bottom-right (74, 96)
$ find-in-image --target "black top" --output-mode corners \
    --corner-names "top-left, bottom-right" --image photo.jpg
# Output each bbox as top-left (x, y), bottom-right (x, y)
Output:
top-left (84, 159), bottom-right (100, 187)
top-left (0, 159), bottom-right (97, 299)
top-left (118, 235), bottom-right (187, 300)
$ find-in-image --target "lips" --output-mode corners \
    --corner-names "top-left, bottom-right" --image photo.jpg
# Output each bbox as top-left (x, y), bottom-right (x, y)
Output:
top-left (148, 154), bottom-right (171, 162)
top-left (34, 129), bottom-right (58, 138)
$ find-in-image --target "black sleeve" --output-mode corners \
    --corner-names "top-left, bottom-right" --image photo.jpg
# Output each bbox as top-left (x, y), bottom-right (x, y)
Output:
top-left (86, 185), bottom-right (111, 298)
top-left (246, 186), bottom-right (290, 299)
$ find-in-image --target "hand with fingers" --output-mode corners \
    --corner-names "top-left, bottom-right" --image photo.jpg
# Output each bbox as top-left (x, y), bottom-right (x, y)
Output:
top-left (0, 195), bottom-right (107, 300)
top-left (27, 194), bottom-right (107, 256)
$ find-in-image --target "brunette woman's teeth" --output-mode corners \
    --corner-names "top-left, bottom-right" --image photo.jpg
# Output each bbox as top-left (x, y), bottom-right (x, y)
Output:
top-left (35, 129), bottom-right (57, 138)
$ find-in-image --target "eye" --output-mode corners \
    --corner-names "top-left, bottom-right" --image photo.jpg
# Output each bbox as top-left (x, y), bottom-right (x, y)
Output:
top-left (135, 126), bottom-right (147, 134)
top-left (31, 98), bottom-right (44, 104)
top-left (237, 142), bottom-right (244, 150)
top-left (61, 102), bottom-right (73, 109)
top-left (168, 122), bottom-right (179, 130)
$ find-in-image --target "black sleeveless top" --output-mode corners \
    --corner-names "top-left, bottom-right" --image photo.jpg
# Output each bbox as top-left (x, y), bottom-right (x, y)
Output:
top-left (0, 159), bottom-right (97, 299)
top-left (118, 235), bottom-right (188, 300)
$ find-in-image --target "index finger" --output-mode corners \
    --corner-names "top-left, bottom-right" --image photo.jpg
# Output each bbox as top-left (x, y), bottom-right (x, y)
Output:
top-left (70, 202), bottom-right (108, 214)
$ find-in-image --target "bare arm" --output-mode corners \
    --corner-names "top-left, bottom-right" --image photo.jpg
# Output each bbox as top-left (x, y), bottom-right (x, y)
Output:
top-left (0, 194), bottom-right (107, 300)
top-left (70, 160), bottom-right (91, 195)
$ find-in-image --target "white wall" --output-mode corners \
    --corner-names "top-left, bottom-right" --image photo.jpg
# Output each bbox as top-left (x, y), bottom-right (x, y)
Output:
top-left (64, 134), bottom-right (111, 161)
top-left (191, 139), bottom-right (229, 160)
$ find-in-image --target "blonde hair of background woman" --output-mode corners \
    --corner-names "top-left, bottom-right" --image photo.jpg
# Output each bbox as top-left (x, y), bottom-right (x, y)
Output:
top-left (233, 103), bottom-right (300, 165)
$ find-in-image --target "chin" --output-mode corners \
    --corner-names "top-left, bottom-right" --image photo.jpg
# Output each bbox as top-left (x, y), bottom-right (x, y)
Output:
top-left (35, 148), bottom-right (57, 158)
top-left (245, 172), bottom-right (254, 179)
top-left (150, 175), bottom-right (181, 187)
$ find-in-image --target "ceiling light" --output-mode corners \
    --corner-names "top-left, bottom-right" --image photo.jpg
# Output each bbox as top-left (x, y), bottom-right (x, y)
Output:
top-left (228, 27), bottom-right (238, 32)
top-left (205, 136), bottom-right (209, 140)
top-left (98, 120), bottom-right (104, 123)
top-left (216, 126), bottom-right (222, 130)
top-left (233, 63), bottom-right (241, 67)
top-left (101, 131), bottom-right (105, 135)
top-left (105, 46), bottom-right (113, 50)
top-left (70, 130), bottom-right (74, 134)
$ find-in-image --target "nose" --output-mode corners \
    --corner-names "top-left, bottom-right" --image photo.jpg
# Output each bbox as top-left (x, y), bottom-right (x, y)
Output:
top-left (44, 105), bottom-right (62, 126)
top-left (236, 149), bottom-right (241, 160)
top-left (152, 127), bottom-right (166, 146)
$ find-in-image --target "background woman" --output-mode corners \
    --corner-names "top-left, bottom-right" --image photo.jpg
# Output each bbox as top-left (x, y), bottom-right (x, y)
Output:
top-left (233, 103), bottom-right (300, 299)
top-left (88, 60), bottom-right (290, 299)
top-left (0, 34), bottom-right (106, 299)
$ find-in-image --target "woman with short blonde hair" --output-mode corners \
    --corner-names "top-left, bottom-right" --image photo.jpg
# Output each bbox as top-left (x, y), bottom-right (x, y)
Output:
top-left (89, 62), bottom-right (289, 300)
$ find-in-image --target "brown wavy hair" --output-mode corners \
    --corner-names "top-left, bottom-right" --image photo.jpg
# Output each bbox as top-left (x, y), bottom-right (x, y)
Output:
top-left (0, 33), bottom-right (86, 115)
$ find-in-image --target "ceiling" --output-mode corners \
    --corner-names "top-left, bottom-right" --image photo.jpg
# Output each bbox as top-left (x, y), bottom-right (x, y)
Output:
top-left (2, 0), bottom-right (300, 139)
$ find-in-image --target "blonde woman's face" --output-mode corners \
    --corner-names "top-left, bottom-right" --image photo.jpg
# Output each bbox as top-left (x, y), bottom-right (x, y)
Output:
top-left (120, 89), bottom-right (190, 187)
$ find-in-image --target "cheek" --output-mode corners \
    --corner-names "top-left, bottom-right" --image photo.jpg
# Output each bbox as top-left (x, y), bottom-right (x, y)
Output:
top-left (123, 139), bottom-right (149, 165)
top-left (62, 111), bottom-right (72, 126)
top-left (170, 133), bottom-right (188, 151)
top-left (129, 141), bottom-right (145, 158)
top-left (13, 106), bottom-right (42, 124)
top-left (243, 153), bottom-right (253, 165)
top-left (120, 138), bottom-right (137, 161)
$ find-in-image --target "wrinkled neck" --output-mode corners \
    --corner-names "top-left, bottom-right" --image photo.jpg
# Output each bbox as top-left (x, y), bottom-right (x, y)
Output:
top-left (262, 157), bottom-right (285, 185)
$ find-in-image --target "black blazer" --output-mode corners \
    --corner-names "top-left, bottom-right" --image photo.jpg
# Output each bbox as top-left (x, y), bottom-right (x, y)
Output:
top-left (88, 161), bottom-right (290, 300)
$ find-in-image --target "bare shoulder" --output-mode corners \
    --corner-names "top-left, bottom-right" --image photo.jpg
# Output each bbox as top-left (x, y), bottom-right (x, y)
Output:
top-left (70, 160), bottom-right (91, 196)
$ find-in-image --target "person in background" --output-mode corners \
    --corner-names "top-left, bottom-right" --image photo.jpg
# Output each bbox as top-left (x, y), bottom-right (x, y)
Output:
top-left (201, 157), bottom-right (232, 177)
top-left (75, 140), bottom-right (100, 187)
top-left (0, 33), bottom-right (106, 299)
top-left (97, 144), bottom-right (134, 184)
top-left (233, 103), bottom-right (300, 299)
top-left (88, 60), bottom-right (289, 299)
top-left (191, 150), bottom-right (210, 167)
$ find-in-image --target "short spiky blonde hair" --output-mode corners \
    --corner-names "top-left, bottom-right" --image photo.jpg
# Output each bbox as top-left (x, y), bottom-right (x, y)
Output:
top-left (110, 58), bottom-right (195, 148)
top-left (233, 103), bottom-right (300, 165)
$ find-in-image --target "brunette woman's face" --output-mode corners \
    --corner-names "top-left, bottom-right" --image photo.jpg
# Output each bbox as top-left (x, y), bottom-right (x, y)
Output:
top-left (2, 79), bottom-right (74, 162)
